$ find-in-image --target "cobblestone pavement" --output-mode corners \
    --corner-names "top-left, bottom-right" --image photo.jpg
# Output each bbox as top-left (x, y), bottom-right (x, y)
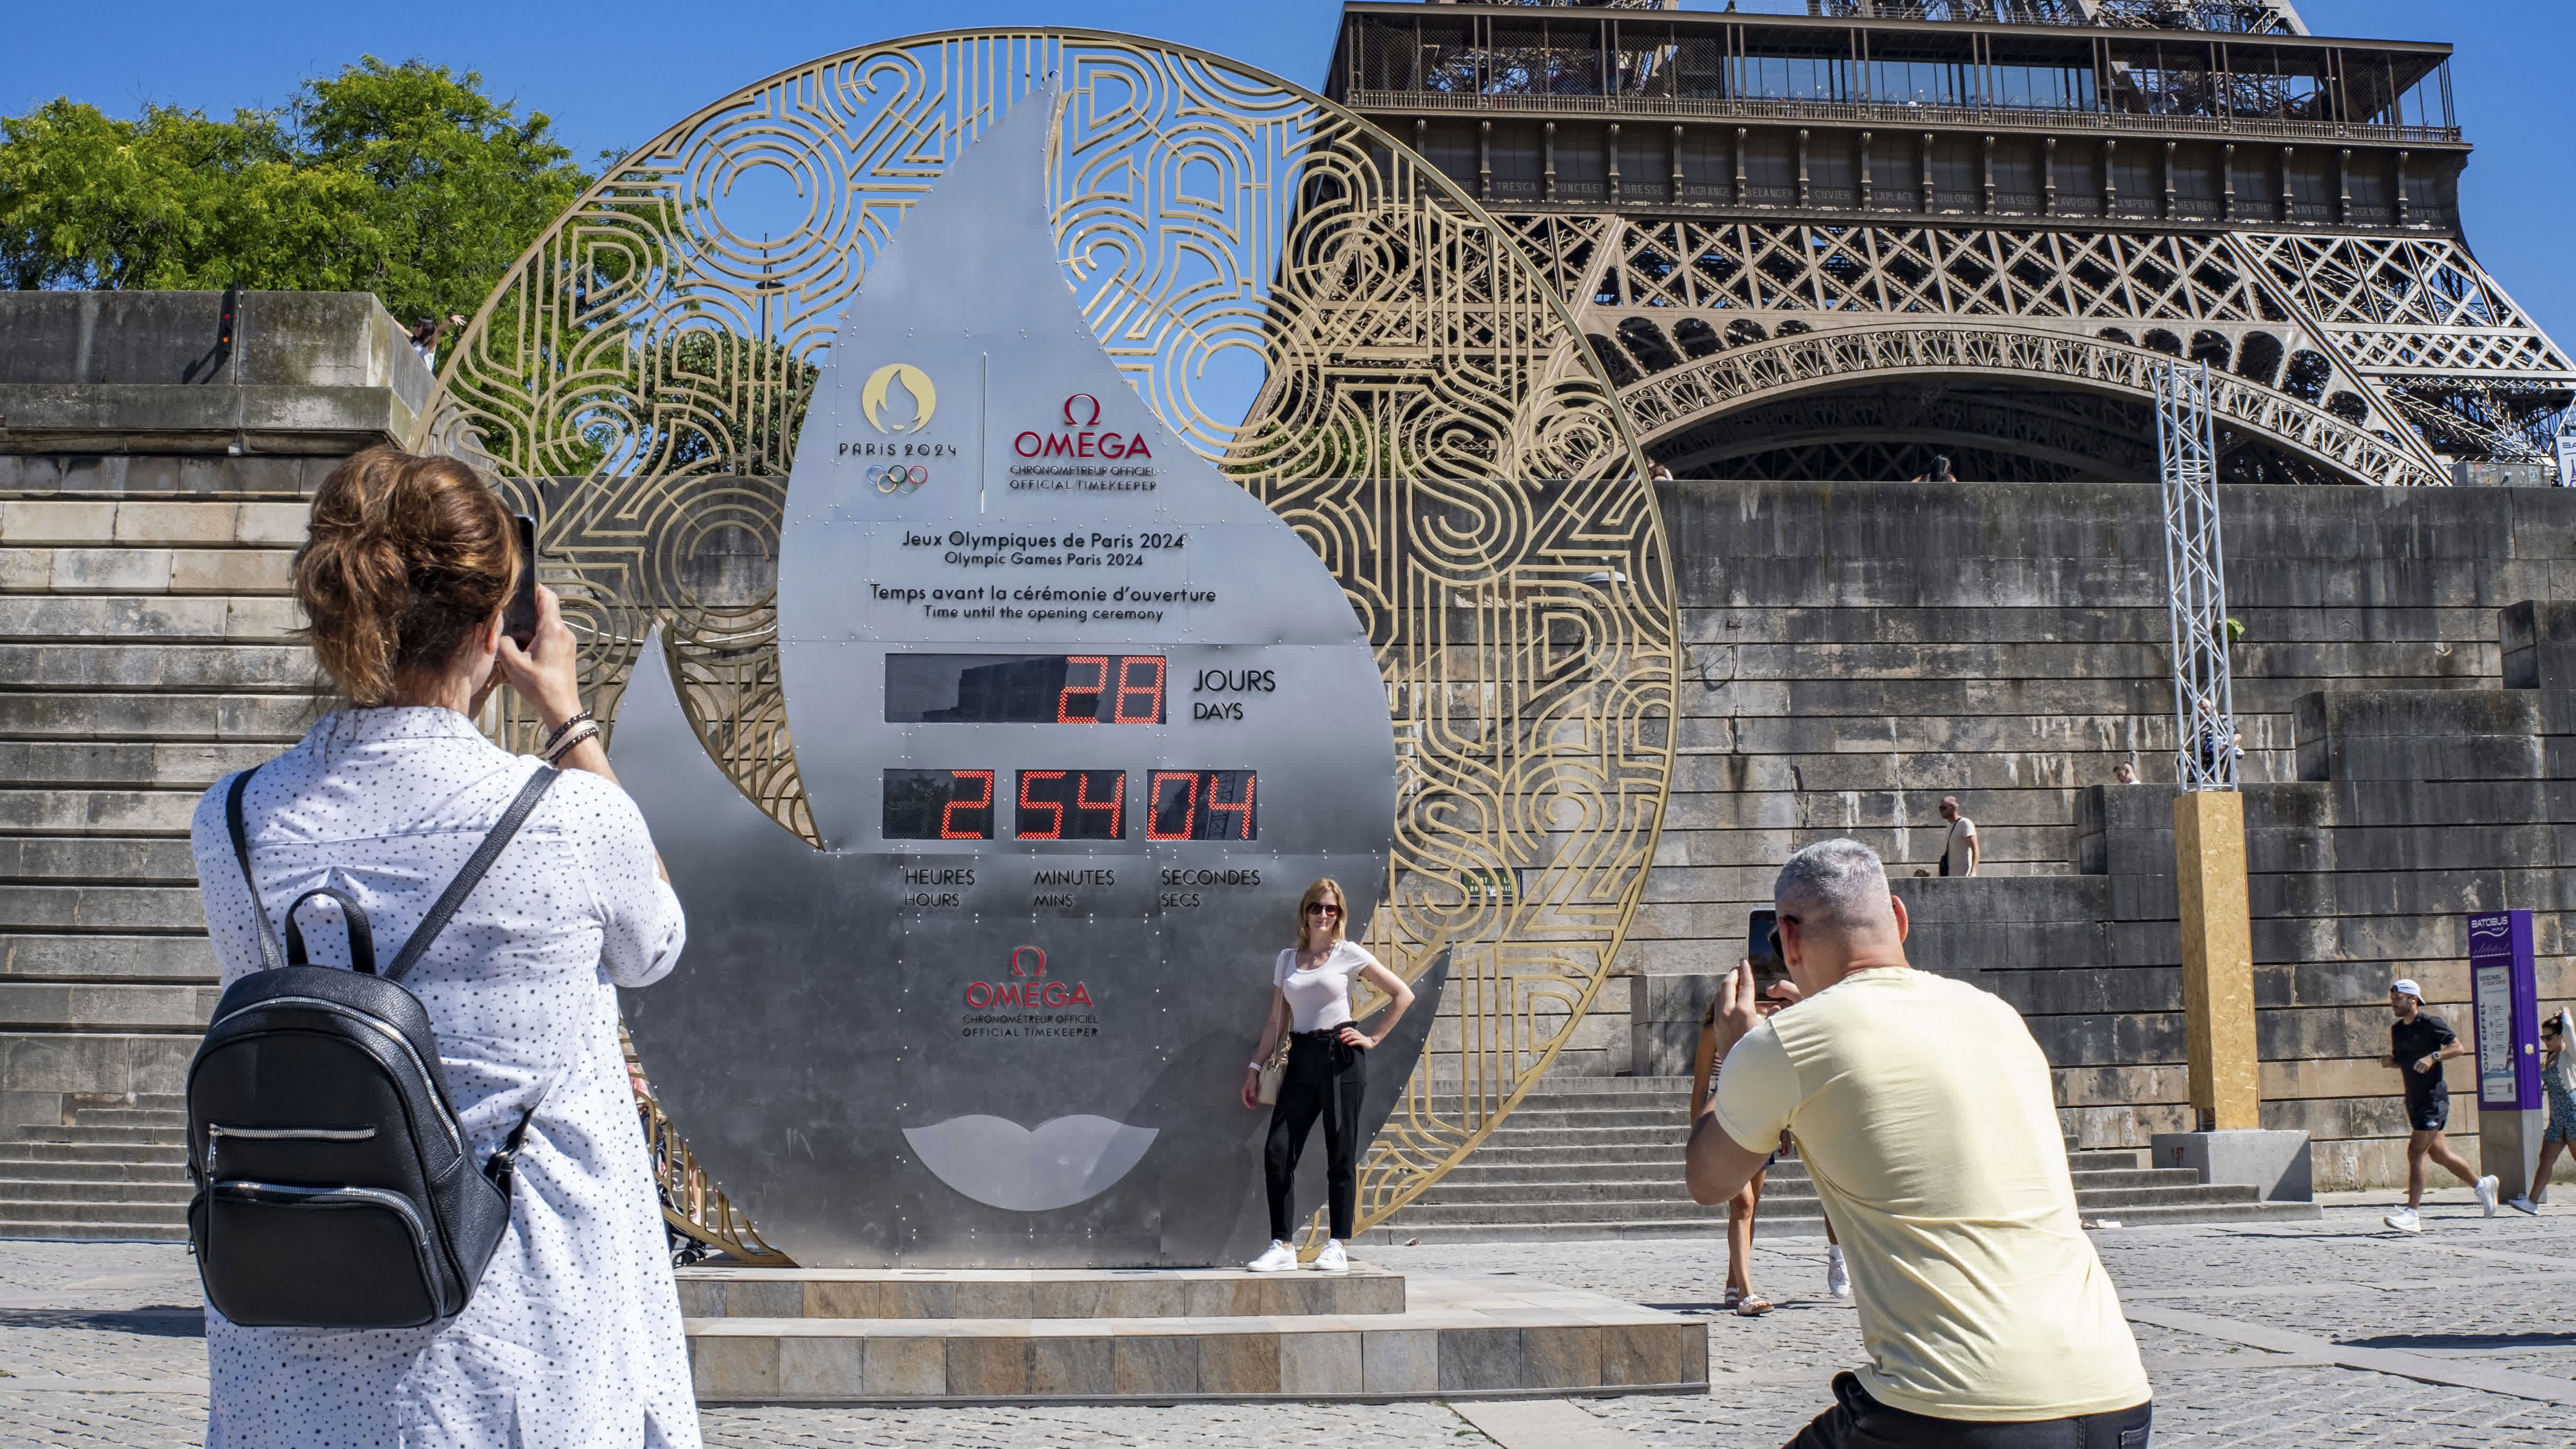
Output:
top-left (6, 1197), bottom-right (2574, 1447)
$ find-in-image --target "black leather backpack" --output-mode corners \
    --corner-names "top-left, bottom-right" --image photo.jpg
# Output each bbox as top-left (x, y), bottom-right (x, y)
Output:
top-left (186, 764), bottom-right (559, 1329)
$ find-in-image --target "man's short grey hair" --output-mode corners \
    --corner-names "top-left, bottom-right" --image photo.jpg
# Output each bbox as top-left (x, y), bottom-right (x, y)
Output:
top-left (1774, 839), bottom-right (1894, 934)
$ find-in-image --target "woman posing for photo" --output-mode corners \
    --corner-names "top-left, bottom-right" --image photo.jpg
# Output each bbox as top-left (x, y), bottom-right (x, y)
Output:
top-left (1240, 878), bottom-right (1414, 1274)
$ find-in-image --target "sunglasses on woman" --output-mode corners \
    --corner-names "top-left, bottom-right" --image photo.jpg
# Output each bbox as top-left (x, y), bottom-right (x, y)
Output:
top-left (1306, 903), bottom-right (1341, 917)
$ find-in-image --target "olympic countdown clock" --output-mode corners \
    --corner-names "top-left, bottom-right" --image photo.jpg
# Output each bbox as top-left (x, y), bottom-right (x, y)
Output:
top-left (609, 94), bottom-right (1398, 1265)
top-left (425, 29), bottom-right (1677, 1272)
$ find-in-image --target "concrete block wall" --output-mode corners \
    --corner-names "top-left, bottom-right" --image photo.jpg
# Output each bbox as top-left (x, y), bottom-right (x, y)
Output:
top-left (0, 295), bottom-right (410, 1197)
top-left (0, 290), bottom-right (430, 465)
top-left (1636, 479), bottom-right (2576, 1190)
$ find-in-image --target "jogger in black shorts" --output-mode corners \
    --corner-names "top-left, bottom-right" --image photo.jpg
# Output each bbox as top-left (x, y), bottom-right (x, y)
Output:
top-left (2381, 978), bottom-right (2498, 1232)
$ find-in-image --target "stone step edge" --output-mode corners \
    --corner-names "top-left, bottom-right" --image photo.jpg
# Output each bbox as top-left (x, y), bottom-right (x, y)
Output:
top-left (1410, 1168), bottom-right (2198, 1190)
top-left (683, 1307), bottom-right (1588, 1337)
top-left (0, 1150), bottom-right (191, 1161)
top-left (0, 1211), bottom-right (188, 1225)
top-left (0, 1224), bottom-right (191, 1242)
top-left (0, 490), bottom-right (317, 501)
top-left (1391, 1185), bottom-right (2264, 1214)
top-left (1361, 1202), bottom-right (2324, 1242)
top-left (696, 1385), bottom-right (1705, 1407)
top-left (686, 1302), bottom-right (1696, 1340)
top-left (679, 1267), bottom-right (1407, 1322)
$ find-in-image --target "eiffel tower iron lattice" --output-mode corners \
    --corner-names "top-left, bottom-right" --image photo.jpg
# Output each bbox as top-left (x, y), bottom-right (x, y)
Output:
top-left (1326, 1), bottom-right (2575, 490)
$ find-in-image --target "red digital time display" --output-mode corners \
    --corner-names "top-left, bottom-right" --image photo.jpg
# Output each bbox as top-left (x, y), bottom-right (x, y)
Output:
top-left (885, 654), bottom-right (1166, 724)
top-left (882, 769), bottom-right (996, 840)
top-left (885, 768), bottom-right (1255, 842)
top-left (1147, 770), bottom-right (1257, 841)
top-left (1015, 770), bottom-right (1127, 840)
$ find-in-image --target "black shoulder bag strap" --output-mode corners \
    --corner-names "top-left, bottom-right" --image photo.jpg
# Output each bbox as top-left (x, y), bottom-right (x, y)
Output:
top-left (226, 764), bottom-right (560, 981)
top-left (426, 768), bottom-right (565, 1183)
top-left (225, 767), bottom-right (287, 973)
top-left (382, 766), bottom-right (561, 985)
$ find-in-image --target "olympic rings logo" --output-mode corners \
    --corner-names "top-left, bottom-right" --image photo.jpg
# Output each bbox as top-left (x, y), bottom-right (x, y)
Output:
top-left (874, 464), bottom-right (929, 495)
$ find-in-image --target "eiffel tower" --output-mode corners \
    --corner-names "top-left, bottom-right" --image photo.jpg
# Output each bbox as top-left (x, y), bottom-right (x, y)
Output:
top-left (1326, 0), bottom-right (2570, 487)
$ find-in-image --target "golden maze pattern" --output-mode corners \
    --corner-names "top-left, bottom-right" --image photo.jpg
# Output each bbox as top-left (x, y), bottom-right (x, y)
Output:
top-left (414, 29), bottom-right (1675, 1251)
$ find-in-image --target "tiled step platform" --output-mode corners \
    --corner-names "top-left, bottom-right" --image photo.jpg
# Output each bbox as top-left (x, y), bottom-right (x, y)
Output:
top-left (679, 1265), bottom-right (1706, 1404)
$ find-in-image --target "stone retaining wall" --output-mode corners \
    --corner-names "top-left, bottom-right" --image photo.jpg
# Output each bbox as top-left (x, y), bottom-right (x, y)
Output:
top-left (1647, 478), bottom-right (2576, 1188)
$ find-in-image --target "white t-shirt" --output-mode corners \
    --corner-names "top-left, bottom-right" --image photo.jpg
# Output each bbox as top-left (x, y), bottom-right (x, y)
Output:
top-left (1274, 940), bottom-right (1380, 1032)
top-left (1943, 815), bottom-right (1977, 874)
top-left (1711, 968), bottom-right (2147, 1421)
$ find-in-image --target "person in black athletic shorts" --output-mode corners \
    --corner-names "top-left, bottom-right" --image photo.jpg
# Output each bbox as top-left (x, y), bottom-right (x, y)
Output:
top-left (2381, 977), bottom-right (2498, 1233)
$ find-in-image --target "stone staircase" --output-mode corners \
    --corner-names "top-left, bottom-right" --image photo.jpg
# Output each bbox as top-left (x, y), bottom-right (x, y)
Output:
top-left (0, 491), bottom-right (316, 1240)
top-left (1363, 1077), bottom-right (2320, 1243)
top-left (0, 1092), bottom-right (191, 1240)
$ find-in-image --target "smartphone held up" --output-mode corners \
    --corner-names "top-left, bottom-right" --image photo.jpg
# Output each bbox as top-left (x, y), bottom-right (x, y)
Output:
top-left (505, 514), bottom-right (538, 648)
top-left (1747, 909), bottom-right (1790, 994)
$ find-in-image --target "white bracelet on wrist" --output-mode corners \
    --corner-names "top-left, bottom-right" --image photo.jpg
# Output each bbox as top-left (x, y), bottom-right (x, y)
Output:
top-left (541, 719), bottom-right (600, 764)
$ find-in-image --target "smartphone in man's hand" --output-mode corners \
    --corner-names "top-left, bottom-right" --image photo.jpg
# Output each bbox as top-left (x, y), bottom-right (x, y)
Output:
top-left (1747, 909), bottom-right (1789, 993)
top-left (505, 514), bottom-right (538, 647)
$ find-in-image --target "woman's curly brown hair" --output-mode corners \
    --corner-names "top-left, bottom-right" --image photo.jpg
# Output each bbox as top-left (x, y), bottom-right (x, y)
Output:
top-left (293, 447), bottom-right (517, 706)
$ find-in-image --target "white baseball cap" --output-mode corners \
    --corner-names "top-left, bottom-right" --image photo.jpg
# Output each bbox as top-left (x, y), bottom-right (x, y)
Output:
top-left (2390, 979), bottom-right (2422, 1000)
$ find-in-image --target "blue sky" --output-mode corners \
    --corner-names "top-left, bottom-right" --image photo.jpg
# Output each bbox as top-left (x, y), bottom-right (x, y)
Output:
top-left (10, 1), bottom-right (2572, 342)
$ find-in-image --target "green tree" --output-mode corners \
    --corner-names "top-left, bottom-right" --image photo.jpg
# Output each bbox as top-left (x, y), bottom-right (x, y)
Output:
top-left (292, 58), bottom-right (588, 321)
top-left (0, 57), bottom-right (588, 321)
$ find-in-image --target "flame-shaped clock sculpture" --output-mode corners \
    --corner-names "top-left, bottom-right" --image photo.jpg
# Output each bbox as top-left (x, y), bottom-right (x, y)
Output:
top-left (611, 92), bottom-right (1402, 1266)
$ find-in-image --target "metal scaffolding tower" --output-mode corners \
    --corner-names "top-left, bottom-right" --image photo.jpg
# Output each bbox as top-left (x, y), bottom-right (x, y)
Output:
top-left (2158, 361), bottom-right (2238, 791)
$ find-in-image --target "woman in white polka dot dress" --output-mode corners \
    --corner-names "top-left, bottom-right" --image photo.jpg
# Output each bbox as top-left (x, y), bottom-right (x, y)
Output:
top-left (189, 448), bottom-right (699, 1447)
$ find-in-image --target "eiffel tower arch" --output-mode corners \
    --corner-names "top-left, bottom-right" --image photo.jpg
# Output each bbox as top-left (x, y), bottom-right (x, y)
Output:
top-left (1328, 0), bottom-right (2574, 487)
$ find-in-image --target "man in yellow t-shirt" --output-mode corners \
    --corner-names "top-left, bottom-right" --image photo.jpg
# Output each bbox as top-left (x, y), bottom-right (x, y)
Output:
top-left (1687, 838), bottom-right (2151, 1447)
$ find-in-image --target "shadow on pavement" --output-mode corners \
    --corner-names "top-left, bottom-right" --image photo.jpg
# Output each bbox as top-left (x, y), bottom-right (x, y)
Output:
top-left (0, 1306), bottom-right (203, 1338)
top-left (2206, 1230), bottom-right (2405, 1241)
top-left (2340, 1330), bottom-right (2576, 1350)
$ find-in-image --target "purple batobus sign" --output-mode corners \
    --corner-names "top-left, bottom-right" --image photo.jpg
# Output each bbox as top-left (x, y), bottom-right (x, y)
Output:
top-left (2468, 910), bottom-right (2541, 1112)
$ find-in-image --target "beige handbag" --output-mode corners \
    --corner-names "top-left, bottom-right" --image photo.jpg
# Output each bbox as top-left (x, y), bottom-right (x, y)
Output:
top-left (1255, 1036), bottom-right (1291, 1106)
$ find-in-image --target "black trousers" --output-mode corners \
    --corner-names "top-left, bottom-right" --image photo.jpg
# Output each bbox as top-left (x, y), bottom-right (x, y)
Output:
top-left (1264, 1032), bottom-right (1366, 1240)
top-left (1786, 1372), bottom-right (2150, 1449)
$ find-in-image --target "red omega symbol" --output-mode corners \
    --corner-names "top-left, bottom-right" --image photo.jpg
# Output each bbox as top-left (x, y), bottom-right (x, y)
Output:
top-left (1062, 394), bottom-right (1100, 426)
top-left (1009, 945), bottom-right (1048, 979)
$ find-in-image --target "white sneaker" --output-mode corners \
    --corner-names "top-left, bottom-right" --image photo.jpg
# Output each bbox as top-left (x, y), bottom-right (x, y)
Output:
top-left (1247, 1240), bottom-right (1298, 1273)
top-left (2476, 1175), bottom-right (2500, 1217)
top-left (1825, 1245), bottom-right (1851, 1298)
top-left (2507, 1195), bottom-right (2540, 1216)
top-left (1311, 1239), bottom-right (1350, 1274)
top-left (2383, 1206), bottom-right (2421, 1233)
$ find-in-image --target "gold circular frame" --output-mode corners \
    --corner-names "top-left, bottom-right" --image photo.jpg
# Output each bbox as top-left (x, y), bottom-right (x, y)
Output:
top-left (416, 28), bottom-right (1677, 1251)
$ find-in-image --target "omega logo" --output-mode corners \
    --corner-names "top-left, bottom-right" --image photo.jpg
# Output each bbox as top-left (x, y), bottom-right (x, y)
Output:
top-left (1016, 394), bottom-right (1153, 461)
top-left (963, 945), bottom-right (1094, 1009)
